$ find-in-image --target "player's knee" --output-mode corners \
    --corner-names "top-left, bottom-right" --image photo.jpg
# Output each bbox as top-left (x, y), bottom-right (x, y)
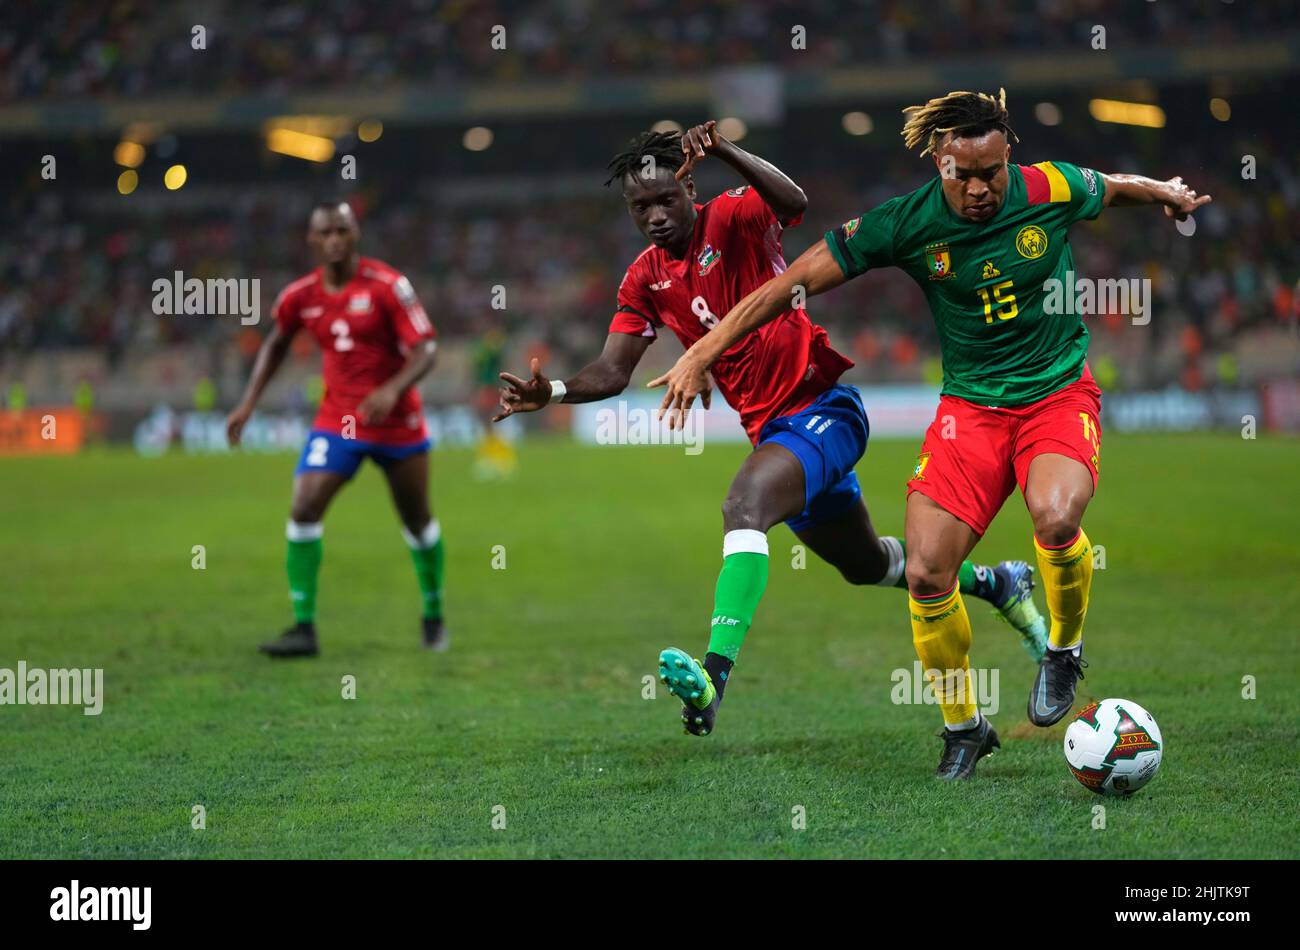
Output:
top-left (905, 551), bottom-right (957, 597)
top-left (721, 491), bottom-right (765, 532)
top-left (1030, 505), bottom-right (1081, 547)
top-left (290, 500), bottom-right (325, 523)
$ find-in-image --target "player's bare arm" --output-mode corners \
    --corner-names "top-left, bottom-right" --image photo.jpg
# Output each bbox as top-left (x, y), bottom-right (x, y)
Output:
top-left (493, 332), bottom-right (652, 422)
top-left (1100, 173), bottom-right (1212, 220)
top-left (676, 119), bottom-right (807, 224)
top-left (650, 239), bottom-right (847, 429)
top-left (357, 339), bottom-right (438, 426)
top-left (227, 323), bottom-right (294, 446)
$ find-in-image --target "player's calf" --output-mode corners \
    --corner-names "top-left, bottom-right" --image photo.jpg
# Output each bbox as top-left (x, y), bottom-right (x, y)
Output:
top-left (281, 519), bottom-right (324, 655)
top-left (400, 518), bottom-right (447, 651)
top-left (826, 535), bottom-right (900, 587)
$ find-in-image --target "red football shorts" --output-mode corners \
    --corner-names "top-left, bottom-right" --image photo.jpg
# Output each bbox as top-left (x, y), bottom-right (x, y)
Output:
top-left (906, 365), bottom-right (1102, 536)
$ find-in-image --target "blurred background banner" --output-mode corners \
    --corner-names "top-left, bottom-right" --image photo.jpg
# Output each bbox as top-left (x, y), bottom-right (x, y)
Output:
top-left (0, 408), bottom-right (85, 454)
top-left (1, 0), bottom-right (1297, 454)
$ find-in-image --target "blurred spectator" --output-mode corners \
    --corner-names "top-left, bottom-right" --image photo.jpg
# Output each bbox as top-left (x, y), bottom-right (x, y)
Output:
top-left (2, 0), bottom-right (1296, 103)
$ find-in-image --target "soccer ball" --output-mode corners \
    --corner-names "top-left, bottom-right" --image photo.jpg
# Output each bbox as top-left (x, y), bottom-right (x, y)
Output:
top-left (1063, 698), bottom-right (1163, 796)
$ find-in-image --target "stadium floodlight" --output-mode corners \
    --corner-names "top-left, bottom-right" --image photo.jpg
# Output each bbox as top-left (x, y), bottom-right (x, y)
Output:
top-left (842, 111), bottom-right (873, 135)
top-left (1088, 98), bottom-right (1166, 128)
top-left (163, 164), bottom-right (188, 190)
top-left (463, 127), bottom-right (493, 151)
top-left (114, 141), bottom-right (145, 167)
top-left (266, 128), bottom-right (336, 162)
top-left (715, 117), bottom-right (747, 141)
top-left (1033, 102), bottom-right (1062, 126)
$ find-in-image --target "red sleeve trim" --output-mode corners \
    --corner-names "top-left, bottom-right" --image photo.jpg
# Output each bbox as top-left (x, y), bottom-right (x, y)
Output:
top-left (1020, 164), bottom-right (1050, 205)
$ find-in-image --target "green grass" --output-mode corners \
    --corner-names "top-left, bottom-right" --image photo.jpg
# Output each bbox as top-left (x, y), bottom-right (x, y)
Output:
top-left (1, 433), bottom-right (1297, 858)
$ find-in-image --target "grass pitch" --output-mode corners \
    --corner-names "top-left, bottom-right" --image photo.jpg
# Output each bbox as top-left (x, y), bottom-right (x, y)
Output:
top-left (1, 433), bottom-right (1296, 858)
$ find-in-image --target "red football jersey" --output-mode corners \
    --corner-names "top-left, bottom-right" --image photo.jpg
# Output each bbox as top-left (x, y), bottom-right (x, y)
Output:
top-left (610, 186), bottom-right (853, 443)
top-left (273, 257), bottom-right (436, 445)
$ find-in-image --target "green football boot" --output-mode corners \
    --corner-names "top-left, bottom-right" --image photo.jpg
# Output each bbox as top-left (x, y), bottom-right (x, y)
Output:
top-left (658, 648), bottom-right (718, 737)
top-left (991, 560), bottom-right (1048, 662)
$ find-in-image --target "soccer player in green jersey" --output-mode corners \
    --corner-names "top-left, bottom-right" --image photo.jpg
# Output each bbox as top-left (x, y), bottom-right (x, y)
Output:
top-left (651, 90), bottom-right (1211, 778)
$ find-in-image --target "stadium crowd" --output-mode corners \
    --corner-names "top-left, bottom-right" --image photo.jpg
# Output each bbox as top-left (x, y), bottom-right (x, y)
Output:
top-left (2, 0), bottom-right (1296, 403)
top-left (3, 0), bottom-right (1295, 102)
top-left (2, 123), bottom-right (1295, 400)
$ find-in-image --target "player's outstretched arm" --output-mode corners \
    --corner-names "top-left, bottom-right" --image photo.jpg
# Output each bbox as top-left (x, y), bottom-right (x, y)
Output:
top-left (649, 238), bottom-right (847, 429)
top-left (226, 324), bottom-right (293, 446)
top-left (493, 332), bottom-right (651, 422)
top-left (1101, 173), bottom-right (1212, 220)
top-left (676, 120), bottom-right (807, 224)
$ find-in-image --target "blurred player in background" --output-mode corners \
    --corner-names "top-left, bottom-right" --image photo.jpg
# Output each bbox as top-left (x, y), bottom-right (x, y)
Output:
top-left (226, 201), bottom-right (448, 656)
top-left (471, 325), bottom-right (517, 480)
top-left (653, 90), bottom-right (1211, 778)
top-left (495, 123), bottom-right (1047, 739)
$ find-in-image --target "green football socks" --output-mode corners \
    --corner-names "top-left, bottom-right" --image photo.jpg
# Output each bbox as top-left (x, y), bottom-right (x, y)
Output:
top-left (403, 519), bottom-right (445, 621)
top-left (706, 529), bottom-right (769, 663)
top-left (286, 520), bottom-right (324, 624)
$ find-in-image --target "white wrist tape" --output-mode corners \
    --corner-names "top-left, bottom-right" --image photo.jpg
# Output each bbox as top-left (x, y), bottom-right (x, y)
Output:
top-left (549, 379), bottom-right (567, 404)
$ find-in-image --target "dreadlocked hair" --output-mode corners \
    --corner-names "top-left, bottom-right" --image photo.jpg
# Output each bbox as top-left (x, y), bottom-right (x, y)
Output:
top-left (604, 130), bottom-right (687, 187)
top-left (900, 88), bottom-right (1019, 156)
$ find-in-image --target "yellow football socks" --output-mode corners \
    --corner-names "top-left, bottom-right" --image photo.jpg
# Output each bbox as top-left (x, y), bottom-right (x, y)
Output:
top-left (909, 583), bottom-right (977, 728)
top-left (1034, 529), bottom-right (1093, 652)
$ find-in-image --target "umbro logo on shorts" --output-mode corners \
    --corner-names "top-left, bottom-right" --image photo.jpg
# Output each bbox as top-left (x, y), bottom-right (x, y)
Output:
top-left (804, 415), bottom-right (835, 435)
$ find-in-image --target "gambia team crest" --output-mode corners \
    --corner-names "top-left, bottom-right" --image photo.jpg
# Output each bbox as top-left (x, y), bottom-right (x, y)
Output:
top-left (1015, 225), bottom-right (1048, 259)
top-left (924, 244), bottom-right (953, 280)
top-left (697, 243), bottom-right (721, 276)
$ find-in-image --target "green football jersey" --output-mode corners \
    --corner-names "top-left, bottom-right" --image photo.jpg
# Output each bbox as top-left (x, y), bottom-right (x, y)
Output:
top-left (826, 161), bottom-right (1106, 406)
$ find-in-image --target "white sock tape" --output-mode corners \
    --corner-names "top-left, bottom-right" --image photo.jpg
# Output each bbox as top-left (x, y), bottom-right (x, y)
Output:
top-left (286, 520), bottom-right (323, 542)
top-left (877, 535), bottom-right (906, 587)
top-left (402, 518), bottom-right (441, 549)
top-left (722, 528), bottom-right (769, 558)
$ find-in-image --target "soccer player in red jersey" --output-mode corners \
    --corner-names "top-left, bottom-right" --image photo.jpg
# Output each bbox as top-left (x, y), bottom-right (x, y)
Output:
top-left (226, 201), bottom-right (446, 657)
top-left (495, 124), bottom-right (1047, 737)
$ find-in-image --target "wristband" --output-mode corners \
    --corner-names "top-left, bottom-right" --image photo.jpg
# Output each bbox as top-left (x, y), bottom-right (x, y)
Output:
top-left (549, 379), bottom-right (567, 404)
